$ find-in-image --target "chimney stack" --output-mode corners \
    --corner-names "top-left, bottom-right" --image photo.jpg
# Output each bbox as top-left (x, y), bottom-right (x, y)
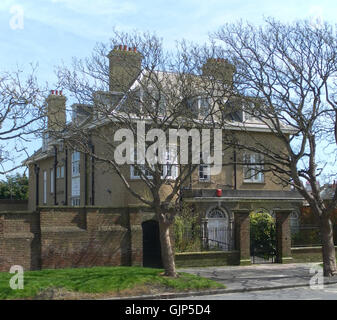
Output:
top-left (202, 58), bottom-right (235, 87)
top-left (107, 44), bottom-right (143, 92)
top-left (46, 90), bottom-right (66, 132)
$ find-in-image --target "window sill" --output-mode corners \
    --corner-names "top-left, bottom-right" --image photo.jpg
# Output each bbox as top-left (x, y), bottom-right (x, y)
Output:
top-left (243, 181), bottom-right (265, 184)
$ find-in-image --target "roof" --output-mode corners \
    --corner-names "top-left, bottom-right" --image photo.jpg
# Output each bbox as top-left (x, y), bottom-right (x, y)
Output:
top-left (24, 68), bottom-right (298, 165)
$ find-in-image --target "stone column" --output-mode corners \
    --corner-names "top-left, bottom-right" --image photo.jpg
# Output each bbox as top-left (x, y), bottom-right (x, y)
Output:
top-left (275, 210), bottom-right (293, 264)
top-left (129, 209), bottom-right (143, 267)
top-left (234, 210), bottom-right (251, 265)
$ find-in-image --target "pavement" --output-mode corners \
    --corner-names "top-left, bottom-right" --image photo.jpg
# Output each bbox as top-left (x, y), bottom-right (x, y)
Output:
top-left (174, 283), bottom-right (337, 300)
top-left (110, 262), bottom-right (337, 300)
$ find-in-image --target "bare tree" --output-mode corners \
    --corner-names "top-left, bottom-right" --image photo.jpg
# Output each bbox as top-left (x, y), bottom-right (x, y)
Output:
top-left (214, 18), bottom-right (337, 276)
top-left (55, 31), bottom-right (229, 277)
top-left (0, 65), bottom-right (45, 174)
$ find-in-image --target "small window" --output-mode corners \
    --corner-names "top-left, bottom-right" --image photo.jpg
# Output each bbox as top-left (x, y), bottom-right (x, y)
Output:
top-left (243, 153), bottom-right (264, 183)
top-left (57, 166), bottom-right (65, 179)
top-left (161, 147), bottom-right (178, 180)
top-left (130, 148), bottom-right (153, 180)
top-left (50, 168), bottom-right (54, 193)
top-left (199, 97), bottom-right (210, 118)
top-left (199, 164), bottom-right (210, 182)
top-left (43, 171), bottom-right (47, 204)
top-left (72, 151), bottom-right (80, 177)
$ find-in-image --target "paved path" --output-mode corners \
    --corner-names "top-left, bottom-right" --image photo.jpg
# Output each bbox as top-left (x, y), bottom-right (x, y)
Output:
top-left (178, 263), bottom-right (337, 292)
top-left (173, 283), bottom-right (337, 300)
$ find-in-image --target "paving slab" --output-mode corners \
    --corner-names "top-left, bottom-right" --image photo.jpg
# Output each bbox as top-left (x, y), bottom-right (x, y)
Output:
top-left (178, 263), bottom-right (336, 291)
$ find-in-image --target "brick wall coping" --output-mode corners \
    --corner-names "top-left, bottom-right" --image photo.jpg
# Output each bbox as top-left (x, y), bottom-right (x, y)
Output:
top-left (0, 211), bottom-right (35, 215)
top-left (0, 200), bottom-right (28, 204)
top-left (291, 246), bottom-right (337, 251)
top-left (38, 205), bottom-right (153, 210)
top-left (175, 250), bottom-right (239, 256)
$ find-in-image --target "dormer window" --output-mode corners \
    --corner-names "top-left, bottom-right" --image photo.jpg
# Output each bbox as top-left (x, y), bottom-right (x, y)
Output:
top-left (186, 97), bottom-right (211, 119)
top-left (141, 90), bottom-right (166, 115)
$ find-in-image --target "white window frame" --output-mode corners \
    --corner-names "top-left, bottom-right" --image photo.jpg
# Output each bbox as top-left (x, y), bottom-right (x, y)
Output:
top-left (199, 164), bottom-right (210, 182)
top-left (57, 166), bottom-right (65, 179)
top-left (71, 151), bottom-right (81, 206)
top-left (141, 89), bottom-right (166, 115)
top-left (50, 168), bottom-right (54, 193)
top-left (198, 97), bottom-right (211, 118)
top-left (130, 148), bottom-right (153, 180)
top-left (72, 151), bottom-right (80, 177)
top-left (243, 153), bottom-right (264, 183)
top-left (43, 170), bottom-right (47, 204)
top-left (130, 147), bottom-right (178, 180)
top-left (161, 147), bottom-right (178, 180)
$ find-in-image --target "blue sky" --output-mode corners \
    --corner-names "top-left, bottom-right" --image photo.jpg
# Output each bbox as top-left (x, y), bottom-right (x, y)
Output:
top-left (0, 0), bottom-right (336, 179)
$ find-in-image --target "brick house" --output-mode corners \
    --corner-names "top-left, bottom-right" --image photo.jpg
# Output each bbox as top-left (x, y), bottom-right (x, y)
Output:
top-left (0, 46), bottom-right (304, 271)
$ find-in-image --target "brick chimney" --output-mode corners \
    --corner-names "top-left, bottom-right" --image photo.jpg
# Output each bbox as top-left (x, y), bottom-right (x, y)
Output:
top-left (46, 90), bottom-right (66, 132)
top-left (202, 58), bottom-right (235, 87)
top-left (107, 45), bottom-right (143, 92)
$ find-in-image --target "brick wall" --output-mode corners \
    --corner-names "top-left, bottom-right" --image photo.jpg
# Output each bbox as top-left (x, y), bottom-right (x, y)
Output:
top-left (0, 200), bottom-right (28, 211)
top-left (291, 246), bottom-right (337, 263)
top-left (175, 251), bottom-right (240, 267)
top-left (0, 206), bottom-right (149, 271)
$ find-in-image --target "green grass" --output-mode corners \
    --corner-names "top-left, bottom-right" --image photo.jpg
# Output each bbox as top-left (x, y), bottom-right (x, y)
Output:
top-left (0, 266), bottom-right (225, 299)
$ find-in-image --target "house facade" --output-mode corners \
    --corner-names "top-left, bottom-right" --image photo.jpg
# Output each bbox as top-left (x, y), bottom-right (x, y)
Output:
top-left (15, 45), bottom-right (305, 270)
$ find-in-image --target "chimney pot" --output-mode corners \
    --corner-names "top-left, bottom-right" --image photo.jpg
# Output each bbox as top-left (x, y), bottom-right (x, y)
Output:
top-left (124, 45), bottom-right (127, 51)
top-left (55, 90), bottom-right (58, 95)
top-left (60, 90), bottom-right (63, 96)
top-left (51, 90), bottom-right (55, 95)
top-left (133, 47), bottom-right (137, 52)
top-left (119, 44), bottom-right (123, 50)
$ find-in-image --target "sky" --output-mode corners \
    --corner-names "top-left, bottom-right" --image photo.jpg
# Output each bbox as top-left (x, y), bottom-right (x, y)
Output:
top-left (0, 0), bottom-right (336, 180)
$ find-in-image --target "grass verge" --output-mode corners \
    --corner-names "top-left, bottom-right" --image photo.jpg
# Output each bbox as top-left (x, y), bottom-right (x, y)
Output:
top-left (0, 266), bottom-right (225, 300)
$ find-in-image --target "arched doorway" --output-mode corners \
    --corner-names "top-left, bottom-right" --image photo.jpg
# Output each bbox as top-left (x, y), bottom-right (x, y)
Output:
top-left (142, 220), bottom-right (162, 268)
top-left (205, 207), bottom-right (231, 250)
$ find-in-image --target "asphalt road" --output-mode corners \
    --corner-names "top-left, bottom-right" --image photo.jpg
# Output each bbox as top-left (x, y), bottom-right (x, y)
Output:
top-left (172, 283), bottom-right (337, 300)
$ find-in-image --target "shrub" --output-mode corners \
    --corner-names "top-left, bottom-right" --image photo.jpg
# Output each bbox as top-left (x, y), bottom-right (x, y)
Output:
top-left (174, 204), bottom-right (202, 253)
top-left (250, 211), bottom-right (276, 259)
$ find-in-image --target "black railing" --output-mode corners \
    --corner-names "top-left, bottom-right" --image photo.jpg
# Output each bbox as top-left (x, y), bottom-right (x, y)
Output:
top-left (175, 226), bottom-right (233, 252)
top-left (291, 225), bottom-right (322, 247)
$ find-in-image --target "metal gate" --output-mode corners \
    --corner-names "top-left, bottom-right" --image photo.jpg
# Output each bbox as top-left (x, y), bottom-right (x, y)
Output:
top-left (250, 237), bottom-right (276, 264)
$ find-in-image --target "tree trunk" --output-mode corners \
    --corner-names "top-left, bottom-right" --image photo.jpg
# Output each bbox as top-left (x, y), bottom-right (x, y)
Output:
top-left (158, 217), bottom-right (177, 277)
top-left (320, 216), bottom-right (337, 277)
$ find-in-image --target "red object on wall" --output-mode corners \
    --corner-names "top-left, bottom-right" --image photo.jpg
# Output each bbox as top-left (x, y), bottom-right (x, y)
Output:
top-left (216, 189), bottom-right (222, 197)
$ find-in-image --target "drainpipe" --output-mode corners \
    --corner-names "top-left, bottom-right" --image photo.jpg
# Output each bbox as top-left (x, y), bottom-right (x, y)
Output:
top-left (34, 164), bottom-right (40, 207)
top-left (65, 147), bottom-right (68, 205)
top-left (233, 147), bottom-right (237, 190)
top-left (53, 146), bottom-right (57, 205)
